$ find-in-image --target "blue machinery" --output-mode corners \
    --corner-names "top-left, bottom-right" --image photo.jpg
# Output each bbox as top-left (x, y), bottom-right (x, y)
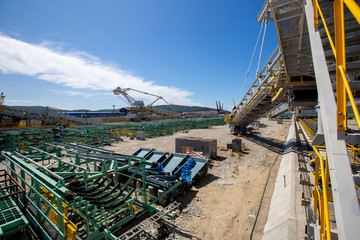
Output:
top-left (0, 143), bottom-right (208, 239)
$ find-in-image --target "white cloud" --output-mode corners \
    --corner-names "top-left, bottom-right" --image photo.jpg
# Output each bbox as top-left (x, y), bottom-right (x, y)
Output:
top-left (49, 89), bottom-right (113, 98)
top-left (0, 34), bottom-right (198, 105)
top-left (7, 99), bottom-right (35, 104)
top-left (6, 99), bottom-right (56, 106)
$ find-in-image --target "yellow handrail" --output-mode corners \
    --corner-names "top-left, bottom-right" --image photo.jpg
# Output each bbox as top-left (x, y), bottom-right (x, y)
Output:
top-left (313, 0), bottom-right (360, 131)
top-left (308, 118), bottom-right (317, 124)
top-left (346, 143), bottom-right (360, 165)
top-left (313, 0), bottom-right (337, 58)
top-left (344, 0), bottom-right (360, 24)
top-left (338, 65), bottom-right (360, 129)
top-left (271, 87), bottom-right (284, 102)
top-left (229, 70), bottom-right (278, 123)
top-left (299, 119), bottom-right (316, 138)
top-left (258, 0), bottom-right (275, 22)
top-left (310, 144), bottom-right (360, 239)
top-left (312, 146), bottom-right (331, 239)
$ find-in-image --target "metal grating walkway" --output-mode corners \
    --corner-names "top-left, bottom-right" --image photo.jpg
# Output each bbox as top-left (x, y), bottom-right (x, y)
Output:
top-left (0, 169), bottom-right (28, 237)
top-left (227, 0), bottom-right (318, 132)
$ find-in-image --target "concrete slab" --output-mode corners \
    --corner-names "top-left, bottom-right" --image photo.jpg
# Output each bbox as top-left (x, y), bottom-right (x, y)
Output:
top-left (262, 121), bottom-right (300, 240)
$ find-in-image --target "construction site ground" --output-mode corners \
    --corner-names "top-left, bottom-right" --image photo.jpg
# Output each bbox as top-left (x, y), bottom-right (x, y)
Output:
top-left (105, 118), bottom-right (291, 240)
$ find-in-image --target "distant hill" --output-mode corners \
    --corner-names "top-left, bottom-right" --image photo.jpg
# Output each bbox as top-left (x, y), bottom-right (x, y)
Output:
top-left (153, 105), bottom-right (217, 113)
top-left (9, 106), bottom-right (92, 113)
top-left (10, 106), bottom-right (58, 111)
top-left (8, 105), bottom-right (226, 113)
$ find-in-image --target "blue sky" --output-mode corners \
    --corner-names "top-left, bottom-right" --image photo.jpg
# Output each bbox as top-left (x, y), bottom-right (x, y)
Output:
top-left (0, 0), bottom-right (278, 110)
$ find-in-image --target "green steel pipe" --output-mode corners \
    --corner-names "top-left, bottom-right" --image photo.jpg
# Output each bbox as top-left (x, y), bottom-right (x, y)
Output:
top-left (77, 162), bottom-right (136, 183)
top-left (149, 181), bottom-right (182, 206)
top-left (12, 151), bottom-right (65, 185)
top-left (31, 147), bottom-right (87, 170)
top-left (2, 152), bottom-right (69, 197)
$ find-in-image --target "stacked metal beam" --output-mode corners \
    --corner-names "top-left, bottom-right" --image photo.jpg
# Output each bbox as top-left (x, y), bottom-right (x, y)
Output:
top-left (0, 141), bottom-right (209, 239)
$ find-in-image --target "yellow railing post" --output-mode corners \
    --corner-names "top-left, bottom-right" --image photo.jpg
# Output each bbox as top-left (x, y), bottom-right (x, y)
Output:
top-left (314, 0), bottom-right (319, 27)
top-left (320, 193), bottom-right (325, 238)
top-left (314, 156), bottom-right (320, 215)
top-left (314, 1), bottom-right (337, 57)
top-left (315, 0), bottom-right (360, 131)
top-left (312, 146), bottom-right (332, 240)
top-left (338, 65), bottom-right (360, 129)
top-left (335, 0), bottom-right (347, 131)
top-left (346, 143), bottom-right (360, 165)
top-left (323, 153), bottom-right (331, 238)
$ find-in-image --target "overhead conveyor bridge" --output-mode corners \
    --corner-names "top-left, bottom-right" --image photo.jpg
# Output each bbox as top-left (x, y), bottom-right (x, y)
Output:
top-left (229, 0), bottom-right (360, 239)
top-left (267, 103), bottom-right (289, 118)
top-left (227, 0), bottom-right (318, 133)
top-left (226, 46), bottom-right (288, 132)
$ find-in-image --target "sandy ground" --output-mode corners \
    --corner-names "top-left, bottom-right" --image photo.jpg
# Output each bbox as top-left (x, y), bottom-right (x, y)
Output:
top-left (106, 118), bottom-right (291, 240)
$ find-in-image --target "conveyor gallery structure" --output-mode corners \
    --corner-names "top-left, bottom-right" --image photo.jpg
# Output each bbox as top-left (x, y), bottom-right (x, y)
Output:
top-left (226, 0), bottom-right (360, 239)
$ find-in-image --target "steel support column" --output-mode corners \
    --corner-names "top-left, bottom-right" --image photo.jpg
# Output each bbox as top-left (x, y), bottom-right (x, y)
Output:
top-left (335, 0), bottom-right (347, 131)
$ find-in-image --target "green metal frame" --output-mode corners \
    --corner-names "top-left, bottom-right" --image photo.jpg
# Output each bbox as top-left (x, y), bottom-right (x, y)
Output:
top-left (0, 169), bottom-right (28, 239)
top-left (0, 142), bottom-right (183, 239)
top-left (0, 117), bottom-right (225, 152)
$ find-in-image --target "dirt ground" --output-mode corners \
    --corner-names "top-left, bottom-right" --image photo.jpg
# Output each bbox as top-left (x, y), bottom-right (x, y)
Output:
top-left (106, 118), bottom-right (291, 240)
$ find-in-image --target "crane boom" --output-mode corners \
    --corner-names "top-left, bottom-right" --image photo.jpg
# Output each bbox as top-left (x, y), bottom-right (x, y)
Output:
top-left (127, 88), bottom-right (162, 98)
top-left (113, 87), bottom-right (144, 108)
top-left (113, 87), bottom-right (176, 113)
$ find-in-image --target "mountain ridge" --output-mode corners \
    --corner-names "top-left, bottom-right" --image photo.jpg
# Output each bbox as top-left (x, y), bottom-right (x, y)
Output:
top-left (9, 104), bottom-right (227, 113)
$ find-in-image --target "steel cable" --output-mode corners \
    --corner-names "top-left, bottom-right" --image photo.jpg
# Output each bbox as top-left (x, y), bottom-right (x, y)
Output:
top-left (239, 20), bottom-right (265, 103)
top-left (256, 19), bottom-right (268, 77)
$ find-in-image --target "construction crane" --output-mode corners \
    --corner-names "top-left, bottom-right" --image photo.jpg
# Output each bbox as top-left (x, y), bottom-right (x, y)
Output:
top-left (215, 101), bottom-right (225, 114)
top-left (113, 87), bottom-right (176, 120)
top-left (113, 87), bottom-right (145, 109)
top-left (113, 87), bottom-right (173, 109)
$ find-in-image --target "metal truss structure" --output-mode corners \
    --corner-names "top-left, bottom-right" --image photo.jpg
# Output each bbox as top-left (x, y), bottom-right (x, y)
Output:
top-left (228, 0), bottom-right (360, 239)
top-left (0, 105), bottom-right (100, 128)
top-left (0, 142), bottom-right (198, 239)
